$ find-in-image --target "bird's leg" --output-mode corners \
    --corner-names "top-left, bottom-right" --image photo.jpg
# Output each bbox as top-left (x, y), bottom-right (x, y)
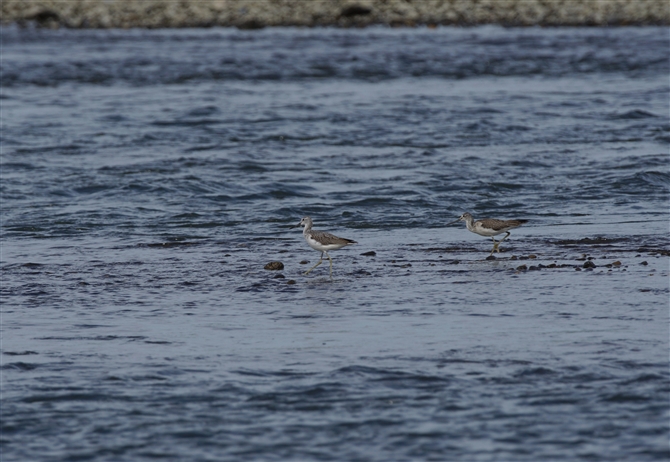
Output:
top-left (495, 232), bottom-right (511, 253)
top-left (325, 251), bottom-right (334, 280)
top-left (304, 252), bottom-right (324, 275)
top-left (498, 231), bottom-right (512, 244)
top-left (489, 237), bottom-right (498, 256)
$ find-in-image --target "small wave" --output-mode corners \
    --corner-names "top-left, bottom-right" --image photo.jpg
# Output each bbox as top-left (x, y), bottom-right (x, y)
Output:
top-left (611, 171), bottom-right (670, 193)
top-left (2, 362), bottom-right (39, 371)
top-left (608, 109), bottom-right (658, 119)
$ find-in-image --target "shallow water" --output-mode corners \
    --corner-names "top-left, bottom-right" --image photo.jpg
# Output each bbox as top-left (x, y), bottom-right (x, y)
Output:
top-left (1, 26), bottom-right (669, 461)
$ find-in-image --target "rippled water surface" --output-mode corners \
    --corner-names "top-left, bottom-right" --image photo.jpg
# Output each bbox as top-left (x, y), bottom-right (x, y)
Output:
top-left (2, 26), bottom-right (669, 461)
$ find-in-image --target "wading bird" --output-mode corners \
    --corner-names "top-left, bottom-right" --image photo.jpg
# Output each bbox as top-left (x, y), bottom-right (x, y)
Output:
top-left (448, 212), bottom-right (527, 255)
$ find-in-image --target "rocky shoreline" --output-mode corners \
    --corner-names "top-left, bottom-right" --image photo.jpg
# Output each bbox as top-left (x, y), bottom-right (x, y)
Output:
top-left (2, 0), bottom-right (668, 29)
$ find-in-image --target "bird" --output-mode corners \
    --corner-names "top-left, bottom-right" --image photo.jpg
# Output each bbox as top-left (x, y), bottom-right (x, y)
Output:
top-left (292, 217), bottom-right (356, 280)
top-left (448, 212), bottom-right (527, 256)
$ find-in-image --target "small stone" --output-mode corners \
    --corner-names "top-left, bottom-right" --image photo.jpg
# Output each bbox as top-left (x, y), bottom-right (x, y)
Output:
top-left (528, 255), bottom-right (537, 259)
top-left (340, 5), bottom-right (372, 17)
top-left (264, 261), bottom-right (284, 270)
top-left (510, 255), bottom-right (518, 260)
top-left (612, 261), bottom-right (622, 266)
top-left (287, 279), bottom-right (296, 285)
top-left (583, 261), bottom-right (596, 269)
top-left (274, 274), bottom-right (285, 279)
top-left (299, 260), bottom-right (309, 265)
top-left (486, 255), bottom-right (496, 261)
top-left (528, 266), bottom-right (539, 271)
top-left (575, 267), bottom-right (582, 271)
top-left (641, 261), bottom-right (648, 266)
top-left (516, 265), bottom-right (527, 271)
top-left (361, 251), bottom-right (376, 256)
top-left (449, 260), bottom-right (460, 265)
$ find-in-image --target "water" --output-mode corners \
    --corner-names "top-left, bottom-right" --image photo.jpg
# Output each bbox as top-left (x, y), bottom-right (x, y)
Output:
top-left (1, 26), bottom-right (669, 461)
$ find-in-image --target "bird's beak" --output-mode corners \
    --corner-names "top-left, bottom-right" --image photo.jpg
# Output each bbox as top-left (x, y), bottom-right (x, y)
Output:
top-left (446, 218), bottom-right (461, 225)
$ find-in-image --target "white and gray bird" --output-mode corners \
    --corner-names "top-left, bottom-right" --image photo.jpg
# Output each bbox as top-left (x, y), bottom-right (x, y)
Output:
top-left (292, 217), bottom-right (356, 280)
top-left (448, 212), bottom-right (527, 255)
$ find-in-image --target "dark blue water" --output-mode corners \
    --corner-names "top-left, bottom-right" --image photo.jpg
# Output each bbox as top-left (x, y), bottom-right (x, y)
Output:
top-left (2, 26), bottom-right (669, 461)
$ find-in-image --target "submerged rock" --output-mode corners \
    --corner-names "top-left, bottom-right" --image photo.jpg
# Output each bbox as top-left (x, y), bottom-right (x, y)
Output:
top-left (264, 261), bottom-right (284, 270)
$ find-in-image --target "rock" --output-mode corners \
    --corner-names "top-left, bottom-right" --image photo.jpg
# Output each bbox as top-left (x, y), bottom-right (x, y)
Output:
top-left (237, 19), bottom-right (265, 29)
top-left (299, 260), bottom-right (309, 265)
top-left (360, 251), bottom-right (376, 256)
top-left (486, 255), bottom-right (496, 260)
top-left (274, 273), bottom-right (285, 279)
top-left (264, 261), bottom-right (284, 270)
top-left (287, 279), bottom-right (296, 285)
top-left (516, 265), bottom-right (527, 271)
top-left (583, 261), bottom-right (596, 269)
top-left (340, 5), bottom-right (372, 18)
top-left (612, 261), bottom-right (622, 266)
top-left (641, 261), bottom-right (648, 265)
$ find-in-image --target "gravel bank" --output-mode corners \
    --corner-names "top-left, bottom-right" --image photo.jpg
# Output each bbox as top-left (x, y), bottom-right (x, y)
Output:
top-left (2, 0), bottom-right (668, 28)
